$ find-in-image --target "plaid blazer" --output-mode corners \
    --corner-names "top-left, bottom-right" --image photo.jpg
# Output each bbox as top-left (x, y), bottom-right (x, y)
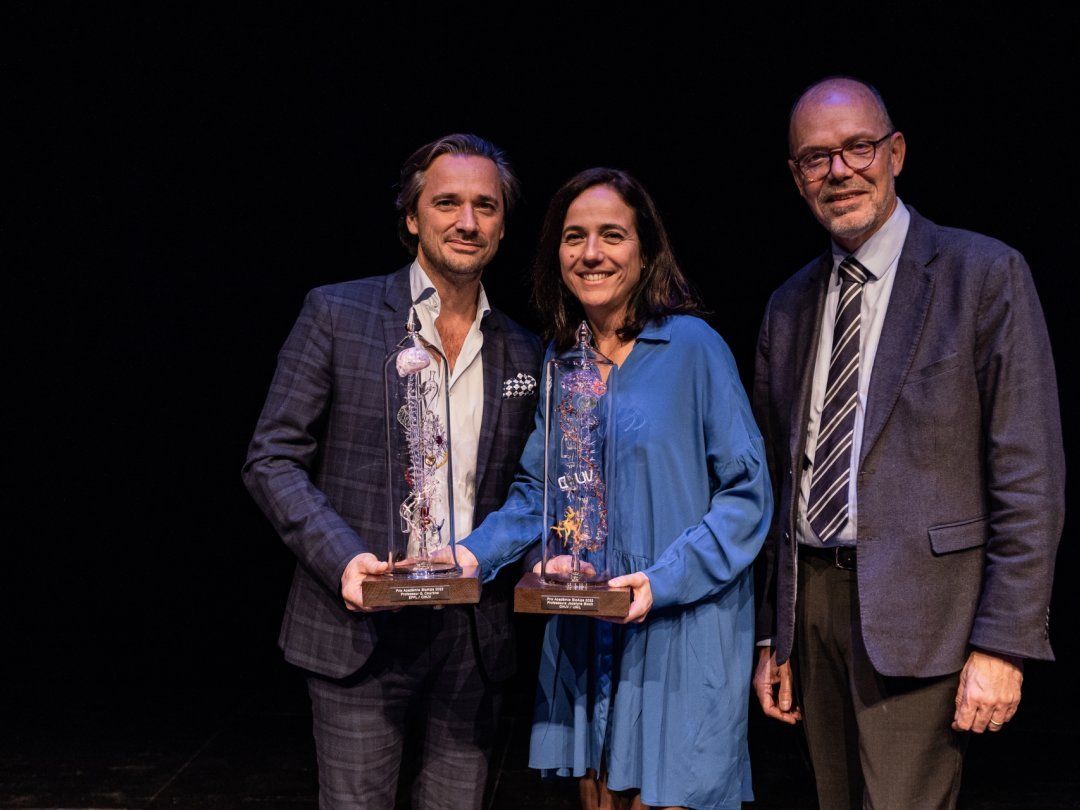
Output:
top-left (243, 266), bottom-right (543, 680)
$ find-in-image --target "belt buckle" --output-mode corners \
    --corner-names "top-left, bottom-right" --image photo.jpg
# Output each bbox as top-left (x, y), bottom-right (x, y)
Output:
top-left (834, 546), bottom-right (856, 571)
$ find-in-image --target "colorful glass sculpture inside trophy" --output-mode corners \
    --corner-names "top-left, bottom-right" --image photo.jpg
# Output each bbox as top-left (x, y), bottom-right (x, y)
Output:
top-left (514, 321), bottom-right (630, 616)
top-left (361, 308), bottom-right (479, 607)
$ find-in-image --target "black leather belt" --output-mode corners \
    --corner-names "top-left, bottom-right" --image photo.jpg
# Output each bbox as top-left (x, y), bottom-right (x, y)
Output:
top-left (800, 544), bottom-right (857, 571)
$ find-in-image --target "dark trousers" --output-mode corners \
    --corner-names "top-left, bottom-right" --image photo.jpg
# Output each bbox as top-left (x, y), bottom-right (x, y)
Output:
top-left (794, 552), bottom-right (967, 810)
top-left (306, 606), bottom-right (503, 810)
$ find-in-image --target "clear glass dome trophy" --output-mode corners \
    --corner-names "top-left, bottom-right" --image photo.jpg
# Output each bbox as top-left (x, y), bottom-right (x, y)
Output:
top-left (514, 321), bottom-right (629, 617)
top-left (361, 309), bottom-right (479, 607)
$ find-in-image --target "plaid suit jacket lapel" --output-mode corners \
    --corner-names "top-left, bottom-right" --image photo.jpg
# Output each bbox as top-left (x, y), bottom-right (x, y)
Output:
top-left (380, 267), bottom-right (414, 354)
top-left (474, 313), bottom-right (509, 514)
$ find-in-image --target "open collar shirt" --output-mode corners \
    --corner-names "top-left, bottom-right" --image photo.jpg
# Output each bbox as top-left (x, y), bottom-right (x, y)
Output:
top-left (408, 260), bottom-right (489, 541)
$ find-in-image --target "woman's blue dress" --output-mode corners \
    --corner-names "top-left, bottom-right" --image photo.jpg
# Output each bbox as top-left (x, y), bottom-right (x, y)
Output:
top-left (464, 315), bottom-right (772, 810)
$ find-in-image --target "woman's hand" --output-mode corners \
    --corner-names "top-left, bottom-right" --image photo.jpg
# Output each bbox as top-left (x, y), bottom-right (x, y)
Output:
top-left (538, 554), bottom-right (597, 577)
top-left (603, 571), bottom-right (652, 624)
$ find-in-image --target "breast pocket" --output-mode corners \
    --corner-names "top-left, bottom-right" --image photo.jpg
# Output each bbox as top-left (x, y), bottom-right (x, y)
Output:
top-left (904, 353), bottom-right (960, 384)
top-left (894, 354), bottom-right (977, 459)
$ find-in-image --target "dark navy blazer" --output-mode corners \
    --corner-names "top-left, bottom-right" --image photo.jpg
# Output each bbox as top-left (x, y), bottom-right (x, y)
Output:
top-left (753, 207), bottom-right (1065, 677)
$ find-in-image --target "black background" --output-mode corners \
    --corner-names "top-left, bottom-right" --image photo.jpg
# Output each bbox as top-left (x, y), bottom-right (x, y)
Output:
top-left (9, 0), bottom-right (1076, 770)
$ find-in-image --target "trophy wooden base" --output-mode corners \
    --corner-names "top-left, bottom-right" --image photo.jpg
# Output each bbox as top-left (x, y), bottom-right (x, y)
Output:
top-left (361, 565), bottom-right (480, 608)
top-left (514, 571), bottom-right (630, 617)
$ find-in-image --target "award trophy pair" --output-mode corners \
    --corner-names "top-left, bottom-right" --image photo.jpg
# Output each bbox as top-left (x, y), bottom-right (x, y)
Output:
top-left (363, 313), bottom-right (628, 618)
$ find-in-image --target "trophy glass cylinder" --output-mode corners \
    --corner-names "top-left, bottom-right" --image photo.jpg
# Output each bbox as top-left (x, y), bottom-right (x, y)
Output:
top-left (365, 312), bottom-right (479, 607)
top-left (541, 321), bottom-right (618, 591)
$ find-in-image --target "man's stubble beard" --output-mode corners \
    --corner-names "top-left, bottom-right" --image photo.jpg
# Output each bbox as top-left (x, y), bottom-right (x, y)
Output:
top-left (430, 254), bottom-right (488, 287)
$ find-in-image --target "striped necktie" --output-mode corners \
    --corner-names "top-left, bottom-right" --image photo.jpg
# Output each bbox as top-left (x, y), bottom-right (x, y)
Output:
top-left (807, 255), bottom-right (870, 542)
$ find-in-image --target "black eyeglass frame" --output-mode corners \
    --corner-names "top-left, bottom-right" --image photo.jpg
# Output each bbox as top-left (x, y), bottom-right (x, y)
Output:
top-left (791, 131), bottom-right (896, 181)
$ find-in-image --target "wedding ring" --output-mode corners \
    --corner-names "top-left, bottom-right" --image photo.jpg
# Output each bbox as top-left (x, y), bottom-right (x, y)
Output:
top-left (989, 719), bottom-right (1003, 727)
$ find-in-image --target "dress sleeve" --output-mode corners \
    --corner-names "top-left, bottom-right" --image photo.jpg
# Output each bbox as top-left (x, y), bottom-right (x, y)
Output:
top-left (645, 334), bottom-right (774, 609)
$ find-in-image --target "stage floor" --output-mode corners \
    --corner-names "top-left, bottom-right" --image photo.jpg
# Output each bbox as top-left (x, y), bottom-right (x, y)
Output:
top-left (1, 656), bottom-right (1073, 809)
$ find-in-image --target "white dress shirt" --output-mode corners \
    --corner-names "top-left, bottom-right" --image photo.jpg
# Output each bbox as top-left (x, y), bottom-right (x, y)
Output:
top-left (408, 261), bottom-right (488, 544)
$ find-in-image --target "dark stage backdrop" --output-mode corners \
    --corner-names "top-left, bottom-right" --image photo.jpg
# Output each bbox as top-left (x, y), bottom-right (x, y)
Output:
top-left (10, 3), bottom-right (1075, 731)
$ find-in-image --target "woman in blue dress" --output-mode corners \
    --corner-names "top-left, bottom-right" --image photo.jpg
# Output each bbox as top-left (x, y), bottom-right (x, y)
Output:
top-left (456, 167), bottom-right (772, 810)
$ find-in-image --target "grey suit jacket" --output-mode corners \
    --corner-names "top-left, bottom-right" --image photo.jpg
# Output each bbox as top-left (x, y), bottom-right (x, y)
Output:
top-left (243, 266), bottom-right (543, 681)
top-left (753, 206), bottom-right (1065, 677)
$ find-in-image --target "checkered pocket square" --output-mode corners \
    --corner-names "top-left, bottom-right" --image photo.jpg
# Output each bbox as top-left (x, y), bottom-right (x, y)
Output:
top-left (502, 373), bottom-right (537, 398)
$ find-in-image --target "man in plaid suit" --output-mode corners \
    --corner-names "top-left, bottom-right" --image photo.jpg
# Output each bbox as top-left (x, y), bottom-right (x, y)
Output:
top-left (243, 133), bottom-right (542, 810)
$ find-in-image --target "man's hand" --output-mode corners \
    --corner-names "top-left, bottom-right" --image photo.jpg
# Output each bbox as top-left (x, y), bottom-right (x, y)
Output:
top-left (952, 649), bottom-right (1023, 733)
top-left (753, 645), bottom-right (802, 724)
top-left (340, 552), bottom-right (391, 612)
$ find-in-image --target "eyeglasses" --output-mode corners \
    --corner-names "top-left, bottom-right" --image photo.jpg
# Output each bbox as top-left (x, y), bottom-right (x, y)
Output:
top-left (792, 132), bottom-right (895, 182)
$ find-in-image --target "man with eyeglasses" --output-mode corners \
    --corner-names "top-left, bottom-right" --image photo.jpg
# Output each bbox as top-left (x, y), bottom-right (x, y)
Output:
top-left (750, 75), bottom-right (1064, 808)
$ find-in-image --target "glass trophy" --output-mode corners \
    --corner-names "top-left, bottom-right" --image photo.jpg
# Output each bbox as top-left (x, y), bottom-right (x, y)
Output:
top-left (514, 322), bottom-right (630, 617)
top-left (361, 308), bottom-right (479, 607)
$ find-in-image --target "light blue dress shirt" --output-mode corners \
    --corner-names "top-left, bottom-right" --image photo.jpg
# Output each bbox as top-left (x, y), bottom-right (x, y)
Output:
top-left (799, 200), bottom-right (909, 547)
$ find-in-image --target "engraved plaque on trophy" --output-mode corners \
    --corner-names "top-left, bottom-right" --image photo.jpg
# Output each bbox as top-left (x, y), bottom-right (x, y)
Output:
top-left (514, 322), bottom-right (630, 617)
top-left (362, 309), bottom-right (479, 607)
